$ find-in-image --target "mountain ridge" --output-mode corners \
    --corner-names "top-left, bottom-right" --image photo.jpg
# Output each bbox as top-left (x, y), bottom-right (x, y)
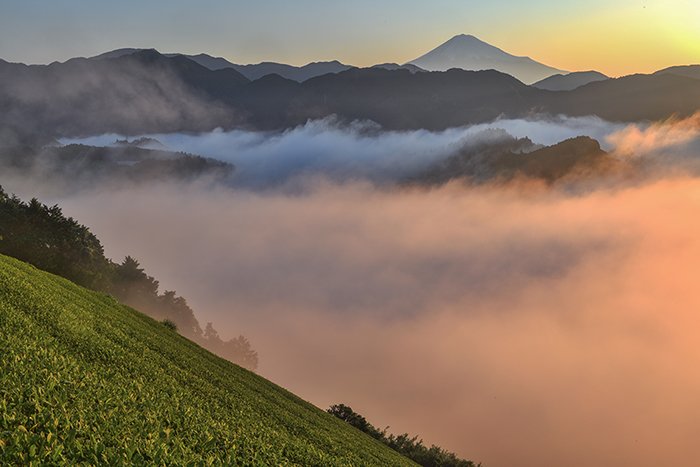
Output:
top-left (407, 34), bottom-right (567, 84)
top-left (532, 71), bottom-right (609, 91)
top-left (82, 41), bottom-right (700, 87)
top-left (90, 49), bottom-right (354, 82)
top-left (412, 135), bottom-right (621, 185)
top-left (654, 64), bottom-right (700, 81)
top-left (2, 49), bottom-right (700, 138)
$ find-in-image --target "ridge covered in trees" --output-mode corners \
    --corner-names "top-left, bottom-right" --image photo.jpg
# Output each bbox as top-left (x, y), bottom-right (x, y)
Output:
top-left (0, 185), bottom-right (257, 370)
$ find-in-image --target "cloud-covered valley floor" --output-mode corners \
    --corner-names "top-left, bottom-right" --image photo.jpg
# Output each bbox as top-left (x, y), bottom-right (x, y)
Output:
top-left (62, 116), bottom-right (629, 187)
top-left (11, 114), bottom-right (700, 466)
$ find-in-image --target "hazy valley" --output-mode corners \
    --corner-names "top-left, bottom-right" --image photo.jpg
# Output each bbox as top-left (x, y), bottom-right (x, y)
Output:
top-left (2, 18), bottom-right (700, 467)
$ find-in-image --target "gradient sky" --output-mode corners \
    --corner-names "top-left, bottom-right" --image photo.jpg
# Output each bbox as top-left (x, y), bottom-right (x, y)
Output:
top-left (0, 0), bottom-right (698, 76)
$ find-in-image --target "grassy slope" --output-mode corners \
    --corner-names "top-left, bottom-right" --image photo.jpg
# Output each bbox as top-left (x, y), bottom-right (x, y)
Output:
top-left (0, 254), bottom-right (413, 466)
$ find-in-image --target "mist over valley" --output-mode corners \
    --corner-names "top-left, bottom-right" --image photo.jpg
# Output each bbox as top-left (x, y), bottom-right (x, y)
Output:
top-left (2, 13), bottom-right (700, 466)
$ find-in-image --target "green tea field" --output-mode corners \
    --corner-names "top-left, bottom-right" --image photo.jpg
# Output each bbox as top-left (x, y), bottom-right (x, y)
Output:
top-left (0, 254), bottom-right (414, 465)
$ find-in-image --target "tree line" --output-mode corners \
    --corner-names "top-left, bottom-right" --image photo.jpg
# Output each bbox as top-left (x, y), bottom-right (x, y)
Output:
top-left (0, 186), bottom-right (257, 370)
top-left (328, 404), bottom-right (478, 467)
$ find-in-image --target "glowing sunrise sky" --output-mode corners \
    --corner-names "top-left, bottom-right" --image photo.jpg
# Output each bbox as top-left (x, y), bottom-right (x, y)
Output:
top-left (0, 0), bottom-right (698, 77)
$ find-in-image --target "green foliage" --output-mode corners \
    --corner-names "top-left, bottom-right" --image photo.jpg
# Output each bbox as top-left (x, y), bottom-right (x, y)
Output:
top-left (0, 186), bottom-right (257, 370)
top-left (111, 256), bottom-right (203, 339)
top-left (0, 186), bottom-right (111, 291)
top-left (161, 319), bottom-right (178, 331)
top-left (327, 404), bottom-right (385, 440)
top-left (328, 404), bottom-right (477, 467)
top-left (0, 254), bottom-right (414, 466)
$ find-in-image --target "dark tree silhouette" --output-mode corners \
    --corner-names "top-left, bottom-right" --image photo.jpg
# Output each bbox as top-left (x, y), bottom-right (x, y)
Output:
top-left (201, 322), bottom-right (259, 371)
top-left (328, 404), bottom-right (477, 467)
top-left (0, 187), bottom-right (111, 290)
top-left (0, 186), bottom-right (257, 370)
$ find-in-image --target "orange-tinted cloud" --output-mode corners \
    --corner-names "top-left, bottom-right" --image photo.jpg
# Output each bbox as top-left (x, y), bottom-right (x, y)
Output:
top-left (52, 175), bottom-right (700, 467)
top-left (608, 113), bottom-right (700, 157)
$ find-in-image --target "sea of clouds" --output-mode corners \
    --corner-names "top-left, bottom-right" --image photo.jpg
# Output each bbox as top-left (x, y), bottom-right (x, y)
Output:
top-left (61, 115), bottom-right (632, 187)
top-left (10, 113), bottom-right (698, 466)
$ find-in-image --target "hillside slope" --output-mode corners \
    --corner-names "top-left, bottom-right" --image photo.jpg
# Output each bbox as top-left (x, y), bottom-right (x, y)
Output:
top-left (0, 254), bottom-right (414, 465)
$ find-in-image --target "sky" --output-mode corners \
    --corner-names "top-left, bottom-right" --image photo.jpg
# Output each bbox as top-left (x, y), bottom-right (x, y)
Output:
top-left (0, 0), bottom-right (698, 76)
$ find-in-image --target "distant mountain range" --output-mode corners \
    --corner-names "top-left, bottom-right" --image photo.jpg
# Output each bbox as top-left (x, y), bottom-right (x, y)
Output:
top-left (2, 47), bottom-right (700, 141)
top-left (69, 36), bottom-right (700, 90)
top-left (654, 65), bottom-right (700, 81)
top-left (407, 34), bottom-right (566, 84)
top-left (532, 71), bottom-right (609, 91)
top-left (371, 63), bottom-right (425, 73)
top-left (93, 50), bottom-right (428, 82)
top-left (92, 48), bottom-right (354, 82)
top-left (88, 36), bottom-right (615, 86)
top-left (182, 55), bottom-right (355, 82)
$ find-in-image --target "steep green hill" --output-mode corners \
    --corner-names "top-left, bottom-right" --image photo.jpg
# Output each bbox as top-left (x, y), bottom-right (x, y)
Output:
top-left (0, 254), bottom-right (414, 465)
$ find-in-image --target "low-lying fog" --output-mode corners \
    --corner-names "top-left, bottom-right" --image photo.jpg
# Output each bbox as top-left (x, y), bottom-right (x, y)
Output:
top-left (8, 114), bottom-right (700, 466)
top-left (61, 116), bottom-right (629, 187)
